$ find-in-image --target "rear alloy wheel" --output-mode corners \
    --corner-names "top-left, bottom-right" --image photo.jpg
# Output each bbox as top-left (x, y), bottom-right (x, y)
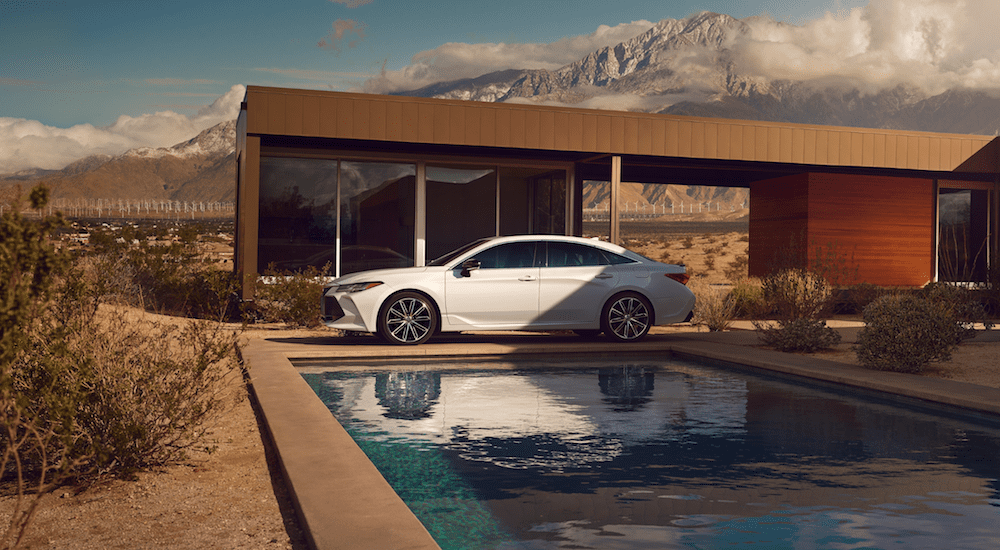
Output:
top-left (378, 292), bottom-right (438, 345)
top-left (601, 292), bottom-right (652, 342)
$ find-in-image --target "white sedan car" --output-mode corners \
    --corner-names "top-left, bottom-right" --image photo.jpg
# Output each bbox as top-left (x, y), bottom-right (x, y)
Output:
top-left (321, 235), bottom-right (695, 344)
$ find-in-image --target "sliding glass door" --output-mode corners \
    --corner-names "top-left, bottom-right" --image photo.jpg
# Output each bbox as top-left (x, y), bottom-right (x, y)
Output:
top-left (938, 188), bottom-right (990, 283)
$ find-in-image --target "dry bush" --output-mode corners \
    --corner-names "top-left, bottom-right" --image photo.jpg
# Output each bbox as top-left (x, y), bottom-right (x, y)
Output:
top-left (854, 294), bottom-right (961, 373)
top-left (728, 277), bottom-right (764, 318)
top-left (759, 268), bottom-right (834, 319)
top-left (251, 263), bottom-right (333, 327)
top-left (753, 269), bottom-right (840, 352)
top-left (2, 186), bottom-right (243, 548)
top-left (689, 280), bottom-right (736, 331)
top-left (724, 254), bottom-right (749, 282)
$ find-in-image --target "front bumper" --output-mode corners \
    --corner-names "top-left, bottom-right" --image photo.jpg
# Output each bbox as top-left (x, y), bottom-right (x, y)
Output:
top-left (320, 287), bottom-right (383, 332)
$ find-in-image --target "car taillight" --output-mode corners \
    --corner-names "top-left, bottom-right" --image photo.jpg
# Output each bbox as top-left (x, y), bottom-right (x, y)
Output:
top-left (666, 272), bottom-right (690, 285)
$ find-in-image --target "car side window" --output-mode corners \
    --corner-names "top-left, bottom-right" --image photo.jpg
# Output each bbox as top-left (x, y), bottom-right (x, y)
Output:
top-left (545, 242), bottom-right (611, 267)
top-left (602, 250), bottom-right (635, 265)
top-left (467, 242), bottom-right (538, 269)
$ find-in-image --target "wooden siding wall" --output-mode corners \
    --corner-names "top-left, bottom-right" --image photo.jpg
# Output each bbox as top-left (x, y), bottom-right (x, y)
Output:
top-left (750, 173), bottom-right (935, 287)
top-left (807, 174), bottom-right (935, 287)
top-left (244, 86), bottom-right (992, 172)
top-left (749, 174), bottom-right (809, 276)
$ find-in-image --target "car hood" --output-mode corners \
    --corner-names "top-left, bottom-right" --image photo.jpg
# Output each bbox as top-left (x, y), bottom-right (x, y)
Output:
top-left (332, 265), bottom-right (435, 285)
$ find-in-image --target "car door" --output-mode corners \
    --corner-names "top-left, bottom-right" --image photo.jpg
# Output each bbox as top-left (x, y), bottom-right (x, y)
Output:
top-left (536, 241), bottom-right (620, 326)
top-left (443, 241), bottom-right (540, 328)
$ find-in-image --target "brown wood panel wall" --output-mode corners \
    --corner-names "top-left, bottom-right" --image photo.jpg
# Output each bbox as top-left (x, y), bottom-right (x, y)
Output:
top-left (749, 174), bottom-right (809, 276)
top-left (807, 174), bottom-right (935, 286)
top-left (244, 87), bottom-right (993, 171)
top-left (750, 173), bottom-right (935, 287)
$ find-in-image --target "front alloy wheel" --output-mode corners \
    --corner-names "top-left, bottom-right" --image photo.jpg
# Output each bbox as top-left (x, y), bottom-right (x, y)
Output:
top-left (378, 292), bottom-right (438, 345)
top-left (602, 293), bottom-right (652, 342)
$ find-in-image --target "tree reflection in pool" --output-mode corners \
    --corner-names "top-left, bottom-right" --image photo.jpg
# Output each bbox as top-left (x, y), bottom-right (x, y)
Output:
top-left (300, 359), bottom-right (1000, 550)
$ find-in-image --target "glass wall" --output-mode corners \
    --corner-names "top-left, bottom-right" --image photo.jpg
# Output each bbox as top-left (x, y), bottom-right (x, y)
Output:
top-left (581, 180), bottom-right (611, 241)
top-left (339, 161), bottom-right (416, 275)
top-left (425, 165), bottom-right (496, 261)
top-left (258, 157), bottom-right (338, 272)
top-left (530, 172), bottom-right (566, 235)
top-left (258, 155), bottom-right (568, 275)
top-left (938, 188), bottom-right (991, 283)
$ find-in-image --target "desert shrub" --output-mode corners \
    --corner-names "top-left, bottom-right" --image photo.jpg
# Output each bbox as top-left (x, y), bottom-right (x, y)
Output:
top-left (689, 280), bottom-right (736, 331)
top-left (252, 263), bottom-right (333, 327)
top-left (919, 283), bottom-right (994, 339)
top-left (728, 277), bottom-right (764, 318)
top-left (1, 186), bottom-right (82, 548)
top-left (2, 186), bottom-right (243, 547)
top-left (757, 318), bottom-right (842, 352)
top-left (724, 254), bottom-right (749, 281)
top-left (854, 294), bottom-right (963, 373)
top-left (681, 236), bottom-right (694, 249)
top-left (703, 255), bottom-right (716, 271)
top-left (753, 269), bottom-right (840, 352)
top-left (760, 268), bottom-right (833, 319)
top-left (80, 240), bottom-right (241, 322)
top-left (837, 282), bottom-right (888, 314)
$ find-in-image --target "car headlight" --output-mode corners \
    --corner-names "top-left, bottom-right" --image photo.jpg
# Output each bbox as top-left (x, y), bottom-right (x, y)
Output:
top-left (335, 281), bottom-right (383, 293)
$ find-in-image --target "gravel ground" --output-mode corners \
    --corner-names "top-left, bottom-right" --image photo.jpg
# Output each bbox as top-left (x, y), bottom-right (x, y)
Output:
top-left (2, 323), bottom-right (997, 549)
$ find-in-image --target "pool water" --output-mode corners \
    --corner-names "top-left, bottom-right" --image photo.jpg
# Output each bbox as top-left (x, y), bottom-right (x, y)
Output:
top-left (300, 358), bottom-right (1000, 550)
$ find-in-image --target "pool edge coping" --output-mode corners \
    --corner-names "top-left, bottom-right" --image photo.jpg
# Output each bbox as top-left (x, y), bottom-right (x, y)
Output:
top-left (240, 333), bottom-right (1000, 550)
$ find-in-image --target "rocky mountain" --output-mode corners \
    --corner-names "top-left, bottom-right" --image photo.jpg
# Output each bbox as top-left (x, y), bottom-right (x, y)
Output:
top-left (0, 120), bottom-right (237, 203)
top-left (396, 12), bottom-right (1000, 136)
top-left (393, 11), bottom-right (1000, 210)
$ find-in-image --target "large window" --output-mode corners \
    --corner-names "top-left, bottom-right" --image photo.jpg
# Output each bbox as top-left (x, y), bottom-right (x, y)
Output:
top-left (257, 155), bottom-right (568, 275)
top-left (939, 188), bottom-right (991, 283)
top-left (339, 161), bottom-right (416, 275)
top-left (258, 157), bottom-right (338, 272)
top-left (425, 165), bottom-right (497, 261)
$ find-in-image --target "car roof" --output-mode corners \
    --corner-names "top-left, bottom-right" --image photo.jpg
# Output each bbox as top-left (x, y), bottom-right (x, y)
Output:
top-left (481, 234), bottom-right (627, 252)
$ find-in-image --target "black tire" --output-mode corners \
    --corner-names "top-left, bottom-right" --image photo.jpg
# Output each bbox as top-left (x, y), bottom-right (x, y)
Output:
top-left (601, 292), bottom-right (652, 342)
top-left (377, 292), bottom-right (438, 345)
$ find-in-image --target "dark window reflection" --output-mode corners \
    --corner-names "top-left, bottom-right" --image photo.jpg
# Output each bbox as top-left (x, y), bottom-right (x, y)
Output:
top-left (258, 157), bottom-right (338, 272)
top-left (939, 189), bottom-right (990, 283)
top-left (374, 372), bottom-right (442, 420)
top-left (340, 161), bottom-right (415, 275)
top-left (598, 366), bottom-right (655, 411)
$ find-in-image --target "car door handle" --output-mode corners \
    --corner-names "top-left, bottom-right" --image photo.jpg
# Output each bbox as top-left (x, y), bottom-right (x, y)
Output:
top-left (518, 275), bottom-right (536, 281)
top-left (595, 273), bottom-right (613, 279)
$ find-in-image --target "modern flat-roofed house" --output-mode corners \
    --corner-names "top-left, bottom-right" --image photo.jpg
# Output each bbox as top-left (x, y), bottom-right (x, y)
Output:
top-left (235, 85), bottom-right (998, 297)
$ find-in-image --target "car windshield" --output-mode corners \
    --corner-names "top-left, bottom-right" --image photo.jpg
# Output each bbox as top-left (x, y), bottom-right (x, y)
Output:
top-left (426, 238), bottom-right (494, 266)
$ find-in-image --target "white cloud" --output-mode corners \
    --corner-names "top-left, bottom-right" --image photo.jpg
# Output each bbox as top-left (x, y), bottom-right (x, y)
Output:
top-left (362, 20), bottom-right (655, 93)
top-left (733, 0), bottom-right (1000, 94)
top-left (362, 0), bottom-right (1000, 102)
top-left (0, 84), bottom-right (245, 174)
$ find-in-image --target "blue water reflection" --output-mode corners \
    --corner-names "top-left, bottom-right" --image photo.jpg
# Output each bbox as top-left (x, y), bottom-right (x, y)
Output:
top-left (300, 359), bottom-right (1000, 550)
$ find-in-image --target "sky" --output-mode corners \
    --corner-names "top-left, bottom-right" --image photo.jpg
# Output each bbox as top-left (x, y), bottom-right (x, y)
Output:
top-left (3, 0), bottom-right (998, 175)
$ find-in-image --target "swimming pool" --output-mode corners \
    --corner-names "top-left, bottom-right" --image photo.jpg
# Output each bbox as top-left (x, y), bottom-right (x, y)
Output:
top-left (299, 357), bottom-right (1000, 550)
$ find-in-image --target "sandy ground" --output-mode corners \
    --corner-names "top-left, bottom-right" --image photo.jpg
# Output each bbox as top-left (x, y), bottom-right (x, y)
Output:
top-left (2, 320), bottom-right (997, 549)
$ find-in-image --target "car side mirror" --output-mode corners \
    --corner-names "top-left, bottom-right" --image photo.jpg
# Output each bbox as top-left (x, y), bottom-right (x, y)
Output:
top-left (460, 259), bottom-right (481, 277)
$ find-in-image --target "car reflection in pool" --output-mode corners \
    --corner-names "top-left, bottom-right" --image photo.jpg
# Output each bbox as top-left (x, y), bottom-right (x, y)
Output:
top-left (321, 235), bottom-right (696, 344)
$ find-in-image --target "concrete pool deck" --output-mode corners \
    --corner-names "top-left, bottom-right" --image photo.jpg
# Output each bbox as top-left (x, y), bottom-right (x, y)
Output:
top-left (240, 326), bottom-right (1000, 550)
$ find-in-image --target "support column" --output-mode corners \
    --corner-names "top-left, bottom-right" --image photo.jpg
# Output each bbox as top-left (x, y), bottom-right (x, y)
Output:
top-left (415, 162), bottom-right (426, 266)
top-left (610, 156), bottom-right (621, 245)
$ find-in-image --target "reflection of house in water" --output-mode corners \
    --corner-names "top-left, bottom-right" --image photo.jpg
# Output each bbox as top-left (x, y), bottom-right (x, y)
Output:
top-left (374, 372), bottom-right (441, 420)
top-left (310, 364), bottom-right (1000, 546)
top-left (598, 366), bottom-right (655, 411)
